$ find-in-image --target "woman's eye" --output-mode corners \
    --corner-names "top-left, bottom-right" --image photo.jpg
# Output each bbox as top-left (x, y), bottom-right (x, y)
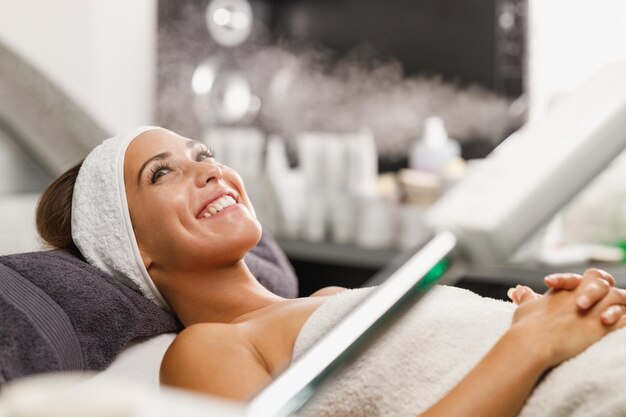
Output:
top-left (150, 166), bottom-right (170, 183)
top-left (197, 150), bottom-right (215, 162)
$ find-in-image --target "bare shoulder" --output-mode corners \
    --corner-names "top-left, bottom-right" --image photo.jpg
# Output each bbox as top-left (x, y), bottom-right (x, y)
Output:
top-left (160, 323), bottom-right (272, 401)
top-left (310, 286), bottom-right (347, 297)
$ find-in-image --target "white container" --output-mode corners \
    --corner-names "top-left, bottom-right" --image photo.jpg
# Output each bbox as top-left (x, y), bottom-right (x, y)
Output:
top-left (354, 194), bottom-right (398, 249)
top-left (298, 132), bottom-right (331, 191)
top-left (347, 128), bottom-right (378, 196)
top-left (266, 135), bottom-right (291, 178)
top-left (203, 127), bottom-right (265, 178)
top-left (397, 204), bottom-right (431, 250)
top-left (328, 192), bottom-right (356, 245)
top-left (265, 138), bottom-right (307, 239)
top-left (409, 116), bottom-right (461, 175)
top-left (269, 170), bottom-right (306, 239)
top-left (302, 189), bottom-right (328, 242)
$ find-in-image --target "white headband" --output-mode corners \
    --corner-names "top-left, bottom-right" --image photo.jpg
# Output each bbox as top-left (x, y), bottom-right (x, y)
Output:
top-left (72, 126), bottom-right (170, 310)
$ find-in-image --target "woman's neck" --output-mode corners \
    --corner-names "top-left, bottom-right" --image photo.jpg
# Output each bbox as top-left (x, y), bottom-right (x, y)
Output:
top-left (157, 260), bottom-right (286, 327)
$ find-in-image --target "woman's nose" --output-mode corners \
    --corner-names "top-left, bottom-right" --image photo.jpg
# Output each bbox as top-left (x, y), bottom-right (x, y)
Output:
top-left (193, 161), bottom-right (223, 187)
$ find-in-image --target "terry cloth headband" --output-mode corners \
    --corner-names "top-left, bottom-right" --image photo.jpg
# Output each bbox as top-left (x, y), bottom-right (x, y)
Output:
top-left (72, 126), bottom-right (170, 310)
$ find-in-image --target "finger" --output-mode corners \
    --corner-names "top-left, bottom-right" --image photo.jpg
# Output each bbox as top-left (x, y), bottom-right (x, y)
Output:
top-left (507, 287), bottom-right (518, 304)
top-left (582, 268), bottom-right (616, 287)
top-left (576, 278), bottom-right (611, 310)
top-left (600, 287), bottom-right (626, 309)
top-left (506, 285), bottom-right (520, 305)
top-left (544, 273), bottom-right (582, 290)
top-left (508, 285), bottom-right (523, 304)
top-left (613, 314), bottom-right (626, 331)
top-left (601, 304), bottom-right (626, 325)
top-left (516, 285), bottom-right (540, 305)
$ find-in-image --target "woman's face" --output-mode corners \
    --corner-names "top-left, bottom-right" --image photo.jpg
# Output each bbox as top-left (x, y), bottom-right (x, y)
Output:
top-left (124, 129), bottom-right (262, 278)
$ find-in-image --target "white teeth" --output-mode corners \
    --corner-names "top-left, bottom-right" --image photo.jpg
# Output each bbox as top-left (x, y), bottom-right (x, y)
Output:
top-left (201, 195), bottom-right (237, 218)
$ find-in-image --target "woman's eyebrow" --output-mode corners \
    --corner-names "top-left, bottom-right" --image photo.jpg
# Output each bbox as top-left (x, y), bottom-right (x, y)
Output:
top-left (187, 139), bottom-right (204, 149)
top-left (137, 151), bottom-right (172, 185)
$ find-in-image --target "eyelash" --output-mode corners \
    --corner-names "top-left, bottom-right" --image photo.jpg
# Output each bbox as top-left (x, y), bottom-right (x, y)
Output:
top-left (148, 147), bottom-right (216, 184)
top-left (149, 161), bottom-right (171, 184)
top-left (196, 147), bottom-right (215, 161)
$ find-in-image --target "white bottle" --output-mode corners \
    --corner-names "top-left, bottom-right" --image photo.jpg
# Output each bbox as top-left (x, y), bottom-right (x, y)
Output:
top-left (409, 116), bottom-right (461, 175)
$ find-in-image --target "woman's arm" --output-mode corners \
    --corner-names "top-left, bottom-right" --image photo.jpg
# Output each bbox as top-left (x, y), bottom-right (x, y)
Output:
top-left (310, 286), bottom-right (346, 297)
top-left (420, 325), bottom-right (548, 417)
top-left (160, 323), bottom-right (273, 401)
top-left (420, 269), bottom-right (626, 417)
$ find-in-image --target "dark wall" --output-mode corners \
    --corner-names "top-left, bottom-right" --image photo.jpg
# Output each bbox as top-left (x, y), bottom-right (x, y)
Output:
top-left (159, 0), bottom-right (526, 97)
top-left (268, 0), bottom-right (525, 96)
top-left (273, 0), bottom-right (495, 86)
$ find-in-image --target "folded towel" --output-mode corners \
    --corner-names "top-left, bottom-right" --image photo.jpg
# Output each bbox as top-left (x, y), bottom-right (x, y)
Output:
top-left (0, 262), bottom-right (81, 383)
top-left (292, 285), bottom-right (626, 417)
top-left (0, 249), bottom-right (180, 379)
top-left (245, 229), bottom-right (298, 298)
top-left (0, 228), bottom-right (297, 384)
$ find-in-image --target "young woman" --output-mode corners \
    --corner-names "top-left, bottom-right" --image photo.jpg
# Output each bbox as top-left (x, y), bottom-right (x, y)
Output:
top-left (36, 127), bottom-right (626, 417)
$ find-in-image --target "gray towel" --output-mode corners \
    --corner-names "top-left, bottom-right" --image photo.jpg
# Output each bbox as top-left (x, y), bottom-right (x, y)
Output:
top-left (245, 230), bottom-right (298, 298)
top-left (0, 229), bottom-right (297, 384)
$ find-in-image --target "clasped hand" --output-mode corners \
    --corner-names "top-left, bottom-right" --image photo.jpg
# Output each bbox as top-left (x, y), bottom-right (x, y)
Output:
top-left (507, 269), bottom-right (626, 367)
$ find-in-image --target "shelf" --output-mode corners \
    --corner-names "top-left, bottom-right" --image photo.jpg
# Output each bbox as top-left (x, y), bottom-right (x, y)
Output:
top-left (276, 238), bottom-right (626, 288)
top-left (277, 234), bottom-right (626, 289)
top-left (275, 238), bottom-right (400, 269)
top-left (465, 262), bottom-right (626, 289)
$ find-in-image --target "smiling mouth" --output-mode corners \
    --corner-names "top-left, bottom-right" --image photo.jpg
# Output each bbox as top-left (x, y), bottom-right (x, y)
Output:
top-left (199, 194), bottom-right (238, 219)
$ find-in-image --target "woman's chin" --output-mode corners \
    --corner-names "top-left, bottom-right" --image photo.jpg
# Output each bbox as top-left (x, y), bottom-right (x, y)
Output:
top-left (241, 219), bottom-right (263, 252)
top-left (204, 220), bottom-right (262, 264)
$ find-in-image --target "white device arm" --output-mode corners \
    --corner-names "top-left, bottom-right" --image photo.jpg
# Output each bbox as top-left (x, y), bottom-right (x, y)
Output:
top-left (427, 62), bottom-right (626, 265)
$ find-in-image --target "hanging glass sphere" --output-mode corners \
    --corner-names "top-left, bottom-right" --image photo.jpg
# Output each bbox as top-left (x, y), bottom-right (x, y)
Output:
top-left (192, 56), bottom-right (259, 125)
top-left (206, 0), bottom-right (253, 47)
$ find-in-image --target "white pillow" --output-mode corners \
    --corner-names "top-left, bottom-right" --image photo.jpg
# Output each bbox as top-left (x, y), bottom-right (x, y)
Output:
top-left (89, 333), bottom-right (177, 387)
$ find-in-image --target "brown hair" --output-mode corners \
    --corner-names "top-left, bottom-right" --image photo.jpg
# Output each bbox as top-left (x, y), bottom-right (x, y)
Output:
top-left (36, 162), bottom-right (83, 257)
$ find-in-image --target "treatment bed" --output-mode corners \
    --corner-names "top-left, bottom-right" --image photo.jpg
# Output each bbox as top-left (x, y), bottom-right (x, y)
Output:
top-left (2, 40), bottom-right (626, 416)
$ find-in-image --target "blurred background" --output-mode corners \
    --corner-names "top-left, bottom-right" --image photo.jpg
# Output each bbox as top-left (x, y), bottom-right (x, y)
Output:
top-left (1, 0), bottom-right (626, 297)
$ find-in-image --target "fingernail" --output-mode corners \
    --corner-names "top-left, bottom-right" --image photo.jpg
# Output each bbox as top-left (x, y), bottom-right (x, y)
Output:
top-left (602, 309), bottom-right (616, 323)
top-left (545, 275), bottom-right (556, 283)
top-left (507, 288), bottom-right (515, 299)
top-left (577, 295), bottom-right (591, 309)
top-left (517, 287), bottom-right (527, 298)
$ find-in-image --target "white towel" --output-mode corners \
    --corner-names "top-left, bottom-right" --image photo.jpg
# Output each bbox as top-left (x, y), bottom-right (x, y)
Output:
top-left (72, 126), bottom-right (170, 310)
top-left (292, 285), bottom-right (626, 417)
